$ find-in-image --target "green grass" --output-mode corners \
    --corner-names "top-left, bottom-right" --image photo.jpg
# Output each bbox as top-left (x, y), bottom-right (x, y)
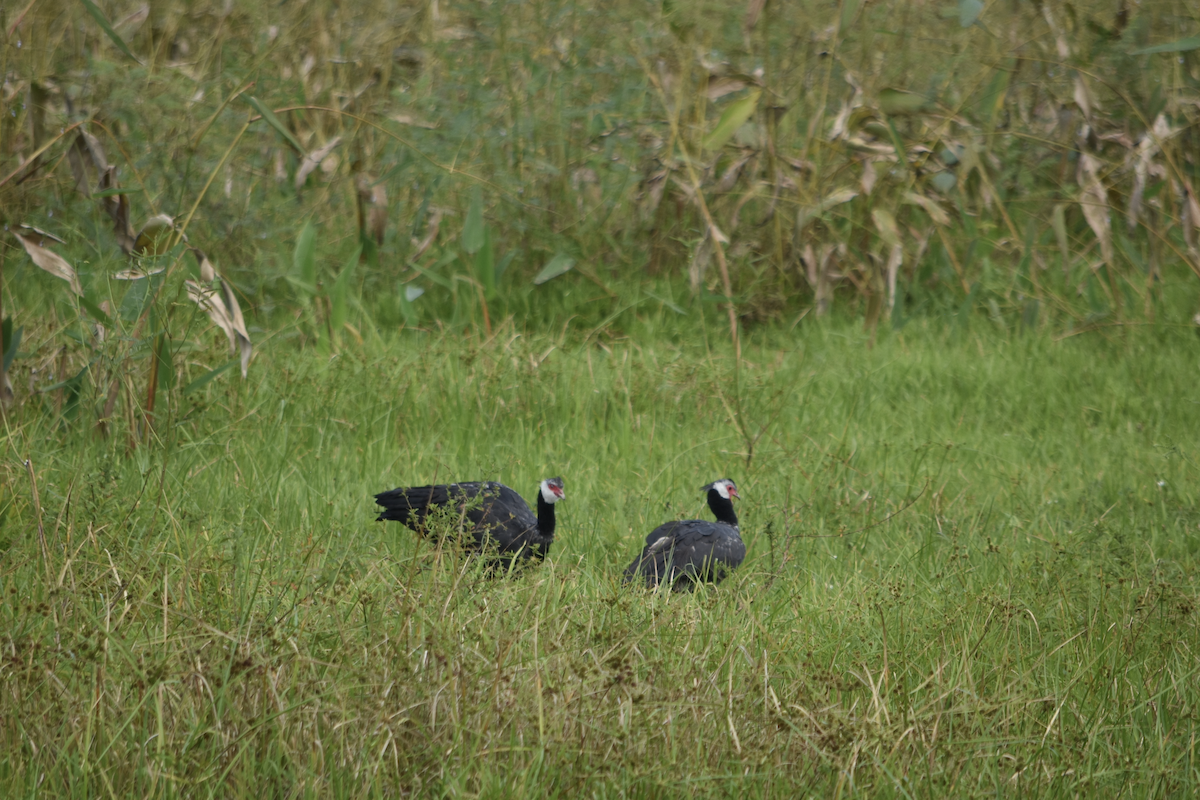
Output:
top-left (3, 2), bottom-right (1200, 795)
top-left (2, 319), bottom-right (1198, 797)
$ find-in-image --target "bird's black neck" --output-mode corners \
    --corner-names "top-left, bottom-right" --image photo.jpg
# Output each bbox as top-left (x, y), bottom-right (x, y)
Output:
top-left (706, 490), bottom-right (738, 527)
top-left (536, 493), bottom-right (557, 540)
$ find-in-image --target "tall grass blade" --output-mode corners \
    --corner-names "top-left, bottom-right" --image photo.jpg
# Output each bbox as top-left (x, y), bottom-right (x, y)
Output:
top-left (879, 89), bottom-right (927, 116)
top-left (290, 222), bottom-right (317, 299)
top-left (154, 333), bottom-right (173, 391)
top-left (330, 248), bottom-right (361, 335)
top-left (462, 187), bottom-right (485, 255)
top-left (533, 254), bottom-right (575, 285)
top-left (1131, 36), bottom-right (1200, 55)
top-left (704, 90), bottom-right (760, 153)
top-left (475, 229), bottom-right (496, 299)
top-left (246, 97), bottom-right (303, 154)
top-left (76, 0), bottom-right (142, 64)
top-left (181, 362), bottom-right (236, 395)
top-left (2, 319), bottom-right (22, 375)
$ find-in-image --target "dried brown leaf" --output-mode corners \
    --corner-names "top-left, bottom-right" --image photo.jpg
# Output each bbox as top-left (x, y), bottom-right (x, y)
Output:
top-left (885, 243), bottom-right (903, 311)
top-left (411, 207), bottom-right (444, 260)
top-left (14, 233), bottom-right (83, 295)
top-left (1128, 114), bottom-right (1175, 230)
top-left (781, 156), bottom-right (814, 173)
top-left (1043, 6), bottom-right (1071, 59)
top-left (67, 131), bottom-right (109, 196)
top-left (829, 100), bottom-right (855, 141)
top-left (356, 174), bottom-right (389, 245)
top-left (814, 244), bottom-right (837, 317)
top-left (113, 266), bottom-right (165, 280)
top-left (1073, 75), bottom-right (1094, 120)
top-left (93, 300), bottom-right (111, 343)
top-left (796, 188), bottom-right (858, 232)
top-left (295, 136), bottom-right (342, 190)
top-left (300, 53), bottom-right (317, 82)
top-left (706, 76), bottom-right (749, 102)
top-left (861, 159), bottom-right (877, 196)
top-left (801, 243), bottom-right (818, 288)
top-left (904, 191), bottom-right (950, 226)
top-left (844, 136), bottom-right (896, 156)
top-left (18, 224), bottom-right (66, 244)
top-left (1078, 154), bottom-right (1112, 266)
top-left (744, 0), bottom-right (766, 30)
top-left (715, 151), bottom-right (755, 193)
top-left (191, 248), bottom-right (216, 283)
top-left (186, 279), bottom-right (252, 378)
top-left (186, 280), bottom-right (234, 344)
top-left (219, 278), bottom-right (253, 378)
top-left (389, 112), bottom-right (438, 129)
top-left (688, 234), bottom-right (715, 294)
top-left (871, 208), bottom-right (902, 249)
top-left (435, 26), bottom-right (473, 41)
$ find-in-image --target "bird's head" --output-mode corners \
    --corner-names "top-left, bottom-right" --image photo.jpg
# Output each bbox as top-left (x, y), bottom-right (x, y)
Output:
top-left (702, 478), bottom-right (739, 501)
top-left (540, 477), bottom-right (566, 504)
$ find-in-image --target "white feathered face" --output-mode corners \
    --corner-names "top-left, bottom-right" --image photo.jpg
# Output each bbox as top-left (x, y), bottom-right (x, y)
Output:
top-left (540, 477), bottom-right (565, 504)
top-left (709, 479), bottom-right (739, 500)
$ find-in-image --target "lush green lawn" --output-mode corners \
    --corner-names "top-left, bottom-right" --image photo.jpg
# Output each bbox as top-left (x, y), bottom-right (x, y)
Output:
top-left (1, 318), bottom-right (1198, 798)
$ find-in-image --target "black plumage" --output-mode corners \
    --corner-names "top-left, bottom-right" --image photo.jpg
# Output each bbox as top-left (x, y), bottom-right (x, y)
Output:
top-left (375, 477), bottom-right (564, 562)
top-left (624, 478), bottom-right (745, 589)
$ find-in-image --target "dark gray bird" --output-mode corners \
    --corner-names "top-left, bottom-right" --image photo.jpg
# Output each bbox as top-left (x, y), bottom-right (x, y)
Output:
top-left (375, 478), bottom-right (565, 563)
top-left (624, 478), bottom-right (745, 589)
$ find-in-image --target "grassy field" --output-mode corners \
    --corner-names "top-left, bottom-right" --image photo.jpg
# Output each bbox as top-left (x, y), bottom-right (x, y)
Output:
top-left (2, 318), bottom-right (1198, 797)
top-left (3, 0), bottom-right (1200, 796)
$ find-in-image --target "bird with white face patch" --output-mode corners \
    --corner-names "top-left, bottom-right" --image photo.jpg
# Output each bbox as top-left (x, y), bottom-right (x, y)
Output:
top-left (624, 478), bottom-right (745, 590)
top-left (374, 478), bottom-right (565, 564)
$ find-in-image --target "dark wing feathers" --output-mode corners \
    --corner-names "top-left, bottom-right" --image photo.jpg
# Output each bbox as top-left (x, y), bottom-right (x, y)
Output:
top-left (624, 520), bottom-right (745, 589)
top-left (375, 481), bottom-right (539, 554)
top-left (374, 482), bottom-right (483, 527)
top-left (480, 484), bottom-right (539, 544)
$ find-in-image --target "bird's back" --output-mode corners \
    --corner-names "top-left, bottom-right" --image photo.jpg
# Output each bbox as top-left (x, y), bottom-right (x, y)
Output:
top-left (470, 483), bottom-right (539, 547)
top-left (625, 519), bottom-right (745, 588)
top-left (374, 482), bottom-right (483, 528)
top-left (375, 481), bottom-right (539, 553)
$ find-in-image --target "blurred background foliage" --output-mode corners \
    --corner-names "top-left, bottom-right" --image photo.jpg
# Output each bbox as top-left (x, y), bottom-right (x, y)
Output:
top-left (0, 0), bottom-right (1199, 423)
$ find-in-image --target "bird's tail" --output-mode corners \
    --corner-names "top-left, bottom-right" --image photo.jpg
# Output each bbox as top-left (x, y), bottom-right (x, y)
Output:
top-left (374, 485), bottom-right (451, 528)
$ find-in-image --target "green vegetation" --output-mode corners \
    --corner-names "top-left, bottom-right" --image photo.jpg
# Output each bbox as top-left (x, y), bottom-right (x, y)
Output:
top-left (2, 325), bottom-right (1200, 797)
top-left (2, 0), bottom-right (1199, 350)
top-left (2, 0), bottom-right (1200, 796)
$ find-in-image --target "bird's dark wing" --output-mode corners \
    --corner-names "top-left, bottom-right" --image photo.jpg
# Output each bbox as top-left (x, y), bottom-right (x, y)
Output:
top-left (377, 481), bottom-right (547, 560)
top-left (625, 521), bottom-right (687, 587)
top-left (667, 523), bottom-right (746, 583)
top-left (625, 520), bottom-right (744, 588)
top-left (374, 482), bottom-right (484, 529)
top-left (464, 483), bottom-right (538, 551)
